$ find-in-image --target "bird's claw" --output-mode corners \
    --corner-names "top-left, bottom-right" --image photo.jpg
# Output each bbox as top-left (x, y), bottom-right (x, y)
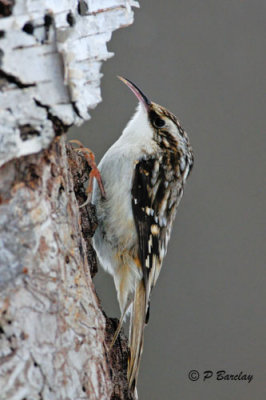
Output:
top-left (69, 140), bottom-right (106, 205)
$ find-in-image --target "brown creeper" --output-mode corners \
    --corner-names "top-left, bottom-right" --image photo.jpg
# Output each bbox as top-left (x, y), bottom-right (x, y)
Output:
top-left (92, 76), bottom-right (193, 397)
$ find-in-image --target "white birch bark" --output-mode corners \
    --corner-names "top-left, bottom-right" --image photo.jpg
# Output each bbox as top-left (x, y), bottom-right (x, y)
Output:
top-left (0, 1), bottom-right (138, 399)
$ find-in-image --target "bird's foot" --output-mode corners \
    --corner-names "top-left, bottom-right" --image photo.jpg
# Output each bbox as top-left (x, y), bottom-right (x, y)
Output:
top-left (69, 139), bottom-right (106, 208)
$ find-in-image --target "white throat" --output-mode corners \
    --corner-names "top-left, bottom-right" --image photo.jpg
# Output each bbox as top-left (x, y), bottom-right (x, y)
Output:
top-left (120, 103), bottom-right (154, 145)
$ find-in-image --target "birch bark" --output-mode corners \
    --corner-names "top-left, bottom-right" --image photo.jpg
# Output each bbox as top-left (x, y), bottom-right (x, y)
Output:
top-left (0, 1), bottom-right (138, 399)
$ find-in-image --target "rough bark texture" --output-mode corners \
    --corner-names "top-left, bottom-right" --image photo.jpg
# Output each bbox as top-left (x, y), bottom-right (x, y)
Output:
top-left (0, 0), bottom-right (137, 399)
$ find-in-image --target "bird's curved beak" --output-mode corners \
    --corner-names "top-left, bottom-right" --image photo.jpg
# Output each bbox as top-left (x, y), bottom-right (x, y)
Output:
top-left (117, 76), bottom-right (151, 111)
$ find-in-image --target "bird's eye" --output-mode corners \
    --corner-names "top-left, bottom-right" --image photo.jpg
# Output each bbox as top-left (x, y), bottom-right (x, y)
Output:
top-left (154, 117), bottom-right (165, 128)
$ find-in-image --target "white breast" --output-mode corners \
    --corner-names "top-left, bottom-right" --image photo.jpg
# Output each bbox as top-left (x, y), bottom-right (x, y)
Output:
top-left (92, 103), bottom-right (158, 274)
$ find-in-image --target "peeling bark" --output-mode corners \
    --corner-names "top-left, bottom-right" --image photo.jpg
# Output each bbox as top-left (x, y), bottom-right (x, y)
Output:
top-left (0, 0), bottom-right (138, 399)
top-left (0, 0), bottom-right (138, 166)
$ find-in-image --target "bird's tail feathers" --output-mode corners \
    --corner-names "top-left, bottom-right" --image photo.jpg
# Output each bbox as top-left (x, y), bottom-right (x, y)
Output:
top-left (128, 280), bottom-right (147, 395)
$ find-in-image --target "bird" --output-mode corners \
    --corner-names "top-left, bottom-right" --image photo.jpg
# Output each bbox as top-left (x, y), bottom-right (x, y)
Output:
top-left (92, 76), bottom-right (194, 397)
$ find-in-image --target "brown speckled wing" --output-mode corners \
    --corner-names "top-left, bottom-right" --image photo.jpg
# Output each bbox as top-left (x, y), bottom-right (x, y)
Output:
top-left (131, 152), bottom-right (183, 322)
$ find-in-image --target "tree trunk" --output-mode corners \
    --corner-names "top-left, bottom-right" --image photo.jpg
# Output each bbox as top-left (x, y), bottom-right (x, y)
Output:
top-left (0, 1), bottom-right (138, 399)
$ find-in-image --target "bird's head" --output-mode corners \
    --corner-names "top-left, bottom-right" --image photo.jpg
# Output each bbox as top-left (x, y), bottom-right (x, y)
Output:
top-left (118, 76), bottom-right (190, 151)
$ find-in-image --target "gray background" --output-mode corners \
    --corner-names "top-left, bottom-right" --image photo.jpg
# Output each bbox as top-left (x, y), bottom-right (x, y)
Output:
top-left (69, 1), bottom-right (266, 399)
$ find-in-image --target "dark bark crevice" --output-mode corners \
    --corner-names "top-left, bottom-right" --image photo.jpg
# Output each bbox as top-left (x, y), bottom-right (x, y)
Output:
top-left (66, 143), bottom-right (98, 278)
top-left (105, 317), bottom-right (134, 400)
top-left (0, 0), bottom-right (15, 18)
top-left (0, 69), bottom-right (36, 89)
top-left (34, 99), bottom-right (71, 137)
